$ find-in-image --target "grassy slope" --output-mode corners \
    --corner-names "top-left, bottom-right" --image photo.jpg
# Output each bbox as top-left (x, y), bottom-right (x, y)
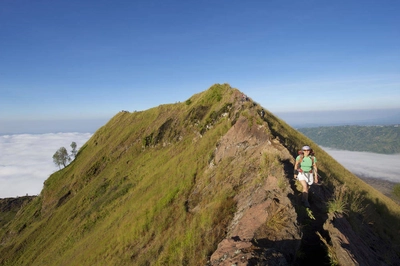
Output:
top-left (1, 84), bottom-right (237, 265)
top-left (1, 84), bottom-right (400, 265)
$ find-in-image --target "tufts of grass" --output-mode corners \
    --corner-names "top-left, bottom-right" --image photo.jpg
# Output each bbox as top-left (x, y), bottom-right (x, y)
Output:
top-left (317, 231), bottom-right (339, 266)
top-left (260, 149), bottom-right (282, 177)
top-left (327, 185), bottom-right (349, 215)
top-left (348, 190), bottom-right (367, 215)
top-left (277, 176), bottom-right (287, 191)
top-left (266, 207), bottom-right (290, 231)
top-left (328, 185), bottom-right (368, 220)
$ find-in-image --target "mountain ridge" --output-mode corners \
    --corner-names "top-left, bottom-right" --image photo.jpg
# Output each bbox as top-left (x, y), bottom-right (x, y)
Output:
top-left (1, 84), bottom-right (400, 265)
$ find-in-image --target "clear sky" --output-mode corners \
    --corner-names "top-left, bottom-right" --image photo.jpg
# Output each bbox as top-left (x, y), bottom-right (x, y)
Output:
top-left (1, 0), bottom-right (399, 133)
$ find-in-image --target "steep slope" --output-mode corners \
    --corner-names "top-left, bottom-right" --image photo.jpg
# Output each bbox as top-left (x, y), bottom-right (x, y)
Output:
top-left (1, 84), bottom-right (400, 265)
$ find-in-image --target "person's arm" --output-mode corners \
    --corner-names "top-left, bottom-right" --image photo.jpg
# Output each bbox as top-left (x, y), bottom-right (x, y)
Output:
top-left (313, 162), bottom-right (319, 183)
top-left (294, 160), bottom-right (299, 179)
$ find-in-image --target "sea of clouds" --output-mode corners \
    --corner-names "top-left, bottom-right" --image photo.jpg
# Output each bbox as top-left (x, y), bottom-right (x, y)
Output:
top-left (0, 133), bottom-right (92, 198)
top-left (321, 147), bottom-right (400, 183)
top-left (1, 134), bottom-right (400, 198)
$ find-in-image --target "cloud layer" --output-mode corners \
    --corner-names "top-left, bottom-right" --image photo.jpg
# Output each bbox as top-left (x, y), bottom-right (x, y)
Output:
top-left (322, 147), bottom-right (400, 183)
top-left (0, 133), bottom-right (92, 198)
top-left (1, 134), bottom-right (399, 198)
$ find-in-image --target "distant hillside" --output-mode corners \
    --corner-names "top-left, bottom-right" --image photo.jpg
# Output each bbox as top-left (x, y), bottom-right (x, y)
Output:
top-left (298, 125), bottom-right (400, 154)
top-left (1, 84), bottom-right (400, 265)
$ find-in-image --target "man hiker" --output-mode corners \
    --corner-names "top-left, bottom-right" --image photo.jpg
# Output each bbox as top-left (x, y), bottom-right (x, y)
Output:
top-left (294, 145), bottom-right (318, 207)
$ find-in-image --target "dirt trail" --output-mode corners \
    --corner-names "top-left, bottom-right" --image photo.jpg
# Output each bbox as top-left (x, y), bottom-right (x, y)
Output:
top-left (286, 169), bottom-right (332, 265)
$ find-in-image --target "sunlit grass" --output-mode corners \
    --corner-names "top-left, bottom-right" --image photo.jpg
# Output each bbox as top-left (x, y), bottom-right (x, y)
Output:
top-left (327, 185), bottom-right (349, 215)
top-left (266, 207), bottom-right (290, 231)
top-left (1, 84), bottom-right (400, 265)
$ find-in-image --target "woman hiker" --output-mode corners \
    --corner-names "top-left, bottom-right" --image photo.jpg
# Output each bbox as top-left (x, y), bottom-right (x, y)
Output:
top-left (294, 145), bottom-right (319, 207)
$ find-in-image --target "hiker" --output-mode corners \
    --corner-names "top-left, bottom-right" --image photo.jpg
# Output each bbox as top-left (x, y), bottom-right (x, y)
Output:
top-left (260, 109), bottom-right (265, 118)
top-left (241, 93), bottom-right (248, 102)
top-left (294, 145), bottom-right (318, 207)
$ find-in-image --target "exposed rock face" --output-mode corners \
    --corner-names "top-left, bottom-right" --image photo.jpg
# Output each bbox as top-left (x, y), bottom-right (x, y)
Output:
top-left (208, 110), bottom-right (400, 265)
top-left (209, 117), bottom-right (301, 265)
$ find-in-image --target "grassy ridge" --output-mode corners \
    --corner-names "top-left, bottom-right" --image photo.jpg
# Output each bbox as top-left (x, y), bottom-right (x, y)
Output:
top-left (1, 84), bottom-right (400, 265)
top-left (0, 84), bottom-right (239, 265)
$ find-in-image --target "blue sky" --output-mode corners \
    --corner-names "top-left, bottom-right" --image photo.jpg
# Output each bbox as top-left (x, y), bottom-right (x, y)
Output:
top-left (1, 0), bottom-right (400, 133)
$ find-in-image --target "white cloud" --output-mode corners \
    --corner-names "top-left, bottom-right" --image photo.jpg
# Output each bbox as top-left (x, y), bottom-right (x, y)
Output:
top-left (0, 133), bottom-right (92, 198)
top-left (322, 147), bottom-right (400, 183)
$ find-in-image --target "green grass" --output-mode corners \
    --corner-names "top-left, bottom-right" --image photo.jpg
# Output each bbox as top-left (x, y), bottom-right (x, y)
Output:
top-left (1, 84), bottom-right (400, 265)
top-left (0, 84), bottom-right (240, 265)
top-left (327, 186), bottom-right (349, 215)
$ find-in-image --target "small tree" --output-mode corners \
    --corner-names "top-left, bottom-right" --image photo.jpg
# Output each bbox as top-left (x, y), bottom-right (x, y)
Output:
top-left (70, 142), bottom-right (77, 158)
top-left (53, 147), bottom-right (69, 169)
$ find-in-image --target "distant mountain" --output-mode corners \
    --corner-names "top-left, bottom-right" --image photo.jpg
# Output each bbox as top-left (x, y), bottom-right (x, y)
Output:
top-left (1, 84), bottom-right (399, 265)
top-left (276, 108), bottom-right (400, 128)
top-left (298, 125), bottom-right (400, 154)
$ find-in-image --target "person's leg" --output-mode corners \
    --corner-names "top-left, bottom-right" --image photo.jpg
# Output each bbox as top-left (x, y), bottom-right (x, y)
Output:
top-left (300, 180), bottom-right (310, 207)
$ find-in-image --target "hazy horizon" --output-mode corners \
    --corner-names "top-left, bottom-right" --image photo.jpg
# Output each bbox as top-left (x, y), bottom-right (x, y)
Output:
top-left (1, 108), bottom-right (399, 135)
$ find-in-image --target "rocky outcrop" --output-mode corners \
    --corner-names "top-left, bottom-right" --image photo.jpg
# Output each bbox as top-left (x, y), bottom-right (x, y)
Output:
top-left (209, 116), bottom-right (301, 265)
top-left (208, 106), bottom-right (400, 265)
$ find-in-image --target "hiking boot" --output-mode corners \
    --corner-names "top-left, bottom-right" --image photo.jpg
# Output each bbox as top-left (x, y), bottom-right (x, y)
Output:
top-left (303, 200), bottom-right (310, 208)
